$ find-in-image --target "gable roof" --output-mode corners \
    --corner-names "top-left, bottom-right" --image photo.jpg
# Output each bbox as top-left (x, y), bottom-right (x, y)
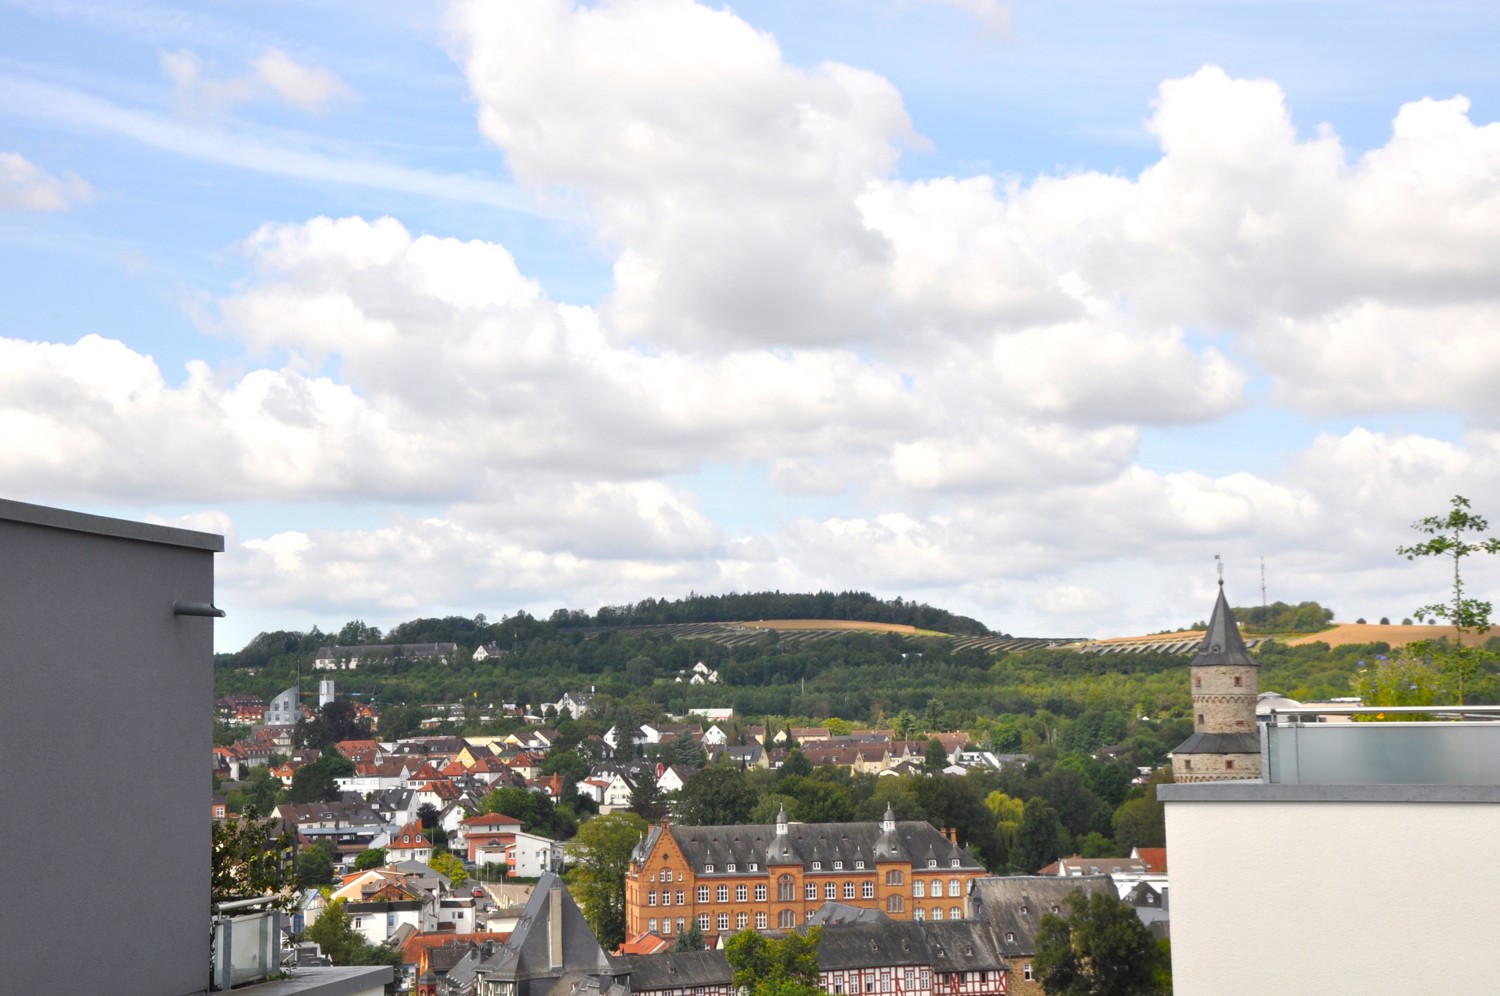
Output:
top-left (474, 873), bottom-right (613, 983)
top-left (967, 875), bottom-right (1115, 957)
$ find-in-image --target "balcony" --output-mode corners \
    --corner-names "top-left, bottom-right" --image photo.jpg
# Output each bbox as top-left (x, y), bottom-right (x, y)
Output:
top-left (1260, 704), bottom-right (1500, 787)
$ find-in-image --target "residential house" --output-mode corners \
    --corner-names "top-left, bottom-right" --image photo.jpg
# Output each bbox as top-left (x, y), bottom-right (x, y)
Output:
top-left (470, 873), bottom-right (629, 996)
top-left (555, 689), bottom-right (597, 720)
top-left (966, 874), bottom-right (1117, 995)
top-left (625, 917), bottom-right (1010, 996)
top-left (389, 820), bottom-right (435, 864)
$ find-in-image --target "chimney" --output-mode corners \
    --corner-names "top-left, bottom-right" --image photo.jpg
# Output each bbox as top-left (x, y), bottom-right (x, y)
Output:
top-left (549, 882), bottom-right (564, 970)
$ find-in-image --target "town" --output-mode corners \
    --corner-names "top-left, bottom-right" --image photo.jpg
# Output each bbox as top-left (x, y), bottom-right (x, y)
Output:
top-left (11, 495), bottom-right (1500, 995)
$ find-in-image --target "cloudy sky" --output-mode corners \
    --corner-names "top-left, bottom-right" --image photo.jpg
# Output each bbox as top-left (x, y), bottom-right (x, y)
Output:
top-left (5, 0), bottom-right (1500, 651)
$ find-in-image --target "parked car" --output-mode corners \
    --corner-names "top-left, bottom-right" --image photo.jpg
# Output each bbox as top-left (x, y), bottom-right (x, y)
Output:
top-left (472, 886), bottom-right (485, 897)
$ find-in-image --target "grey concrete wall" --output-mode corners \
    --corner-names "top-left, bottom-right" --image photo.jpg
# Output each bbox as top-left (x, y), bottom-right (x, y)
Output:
top-left (0, 499), bottom-right (223, 996)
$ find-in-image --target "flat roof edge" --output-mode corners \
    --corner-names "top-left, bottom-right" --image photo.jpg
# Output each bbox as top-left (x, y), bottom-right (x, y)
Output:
top-left (0, 498), bottom-right (225, 552)
top-left (1159, 782), bottom-right (1500, 803)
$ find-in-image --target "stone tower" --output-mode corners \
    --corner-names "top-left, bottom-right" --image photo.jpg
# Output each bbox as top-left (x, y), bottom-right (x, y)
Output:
top-left (1170, 582), bottom-right (1262, 782)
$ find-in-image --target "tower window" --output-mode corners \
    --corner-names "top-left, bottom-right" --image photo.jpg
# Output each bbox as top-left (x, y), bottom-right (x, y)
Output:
top-left (1226, 760), bottom-right (1235, 770)
top-left (1194, 676), bottom-right (1201, 688)
top-left (1197, 714), bottom-right (1205, 725)
top-left (1233, 676), bottom-right (1243, 687)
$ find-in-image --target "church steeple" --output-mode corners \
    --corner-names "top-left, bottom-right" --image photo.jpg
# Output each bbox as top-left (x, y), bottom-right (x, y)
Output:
top-left (1195, 581), bottom-right (1255, 665)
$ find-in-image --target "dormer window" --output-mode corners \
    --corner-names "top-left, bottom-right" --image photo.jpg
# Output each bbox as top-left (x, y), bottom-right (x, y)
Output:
top-left (834, 861), bottom-right (843, 870)
top-left (812, 861), bottom-right (821, 870)
top-left (951, 858), bottom-right (960, 867)
top-left (749, 863), bottom-right (758, 871)
top-left (726, 863), bottom-right (736, 872)
top-left (927, 859), bottom-right (937, 868)
top-left (1020, 904), bottom-right (1028, 914)
top-left (705, 863), bottom-right (714, 873)
top-left (855, 860), bottom-right (864, 870)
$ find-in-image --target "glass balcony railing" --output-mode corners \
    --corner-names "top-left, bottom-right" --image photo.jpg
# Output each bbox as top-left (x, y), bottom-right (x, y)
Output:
top-left (212, 895), bottom-right (286, 990)
top-left (1261, 706), bottom-right (1500, 785)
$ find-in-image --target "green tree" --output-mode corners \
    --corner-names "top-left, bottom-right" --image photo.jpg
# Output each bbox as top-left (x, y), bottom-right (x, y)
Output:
top-left (1351, 651), bottom-right (1443, 719)
top-left (629, 774), bottom-right (668, 821)
top-left (672, 919), bottom-right (706, 951)
top-left (429, 850), bottom-right (468, 886)
top-left (566, 812), bottom-right (648, 949)
top-left (1398, 495), bottom-right (1500, 703)
top-left (1033, 888), bottom-right (1167, 996)
top-left (288, 759), bottom-right (340, 804)
top-left (1112, 769), bottom-right (1170, 853)
top-left (212, 804), bottom-right (300, 914)
top-left (354, 847), bottom-right (387, 870)
top-left (1016, 797), bottom-right (1066, 873)
top-left (675, 766), bottom-right (755, 826)
top-left (923, 737), bottom-right (949, 773)
top-left (724, 927), bottom-right (824, 996)
top-left (297, 840), bottom-right (336, 886)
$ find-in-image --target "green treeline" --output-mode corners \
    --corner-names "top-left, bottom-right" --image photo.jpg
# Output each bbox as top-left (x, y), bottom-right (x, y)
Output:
top-left (544, 590), bottom-right (993, 635)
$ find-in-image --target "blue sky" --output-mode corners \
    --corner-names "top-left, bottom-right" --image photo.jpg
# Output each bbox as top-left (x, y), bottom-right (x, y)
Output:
top-left (5, 0), bottom-right (1500, 651)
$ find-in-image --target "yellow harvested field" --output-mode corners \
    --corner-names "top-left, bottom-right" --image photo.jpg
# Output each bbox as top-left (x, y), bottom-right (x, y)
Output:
top-left (1284, 623), bottom-right (1486, 648)
top-left (1092, 631), bottom-right (1206, 645)
top-left (743, 619), bottom-right (919, 633)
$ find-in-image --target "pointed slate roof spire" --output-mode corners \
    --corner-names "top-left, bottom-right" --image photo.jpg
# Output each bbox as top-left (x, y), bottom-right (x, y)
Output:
top-left (1193, 582), bottom-right (1256, 668)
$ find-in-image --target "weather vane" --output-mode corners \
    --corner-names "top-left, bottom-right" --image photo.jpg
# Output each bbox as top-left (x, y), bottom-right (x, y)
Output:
top-left (1214, 553), bottom-right (1223, 584)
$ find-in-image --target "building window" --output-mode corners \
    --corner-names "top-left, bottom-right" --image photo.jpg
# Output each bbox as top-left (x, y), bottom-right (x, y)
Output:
top-left (884, 870), bottom-right (903, 886)
top-left (1184, 759), bottom-right (1193, 770)
top-left (698, 914), bottom-right (710, 930)
top-left (1194, 676), bottom-right (1201, 687)
top-left (1020, 904), bottom-right (1028, 914)
top-left (949, 879), bottom-right (960, 896)
top-left (649, 872), bottom-right (657, 883)
top-left (717, 886), bottom-right (729, 903)
top-left (705, 863), bottom-right (715, 873)
top-left (661, 890), bottom-right (670, 906)
top-left (855, 860), bottom-right (865, 870)
top-left (927, 859), bottom-right (937, 868)
top-left (727, 863), bottom-right (736, 872)
top-left (951, 858), bottom-right (961, 868)
top-left (825, 883), bottom-right (837, 900)
top-left (778, 875), bottom-right (795, 902)
top-left (1234, 675), bottom-right (1243, 686)
top-left (1024, 965), bottom-right (1034, 982)
top-left (649, 918), bottom-right (657, 932)
top-left (1006, 931), bottom-right (1015, 942)
top-left (750, 863), bottom-right (758, 871)
top-left (737, 885), bottom-right (748, 902)
top-left (676, 890), bottom-right (684, 905)
top-left (932, 908), bottom-right (943, 921)
top-left (663, 869), bottom-right (672, 883)
top-left (914, 881), bottom-right (925, 898)
top-left (807, 910), bottom-right (816, 923)
top-left (649, 892), bottom-right (657, 906)
top-left (862, 882), bottom-right (874, 899)
top-left (779, 910), bottom-right (796, 928)
top-left (718, 913), bottom-right (729, 931)
top-left (812, 861), bottom-right (822, 870)
top-left (886, 895), bottom-right (904, 913)
top-left (697, 886), bottom-right (709, 903)
top-left (931, 880), bottom-right (941, 895)
top-left (737, 912), bottom-right (748, 929)
top-left (914, 909), bottom-right (925, 921)
top-left (1226, 759), bottom-right (1236, 770)
top-left (950, 906), bottom-right (961, 920)
top-left (676, 918), bottom-right (685, 933)
top-left (756, 884), bottom-right (767, 902)
top-left (834, 861), bottom-right (843, 870)
top-left (1197, 713), bottom-right (1205, 725)
top-left (843, 882), bottom-right (855, 899)
top-left (806, 883), bottom-right (818, 901)
top-left (757, 912), bottom-right (768, 929)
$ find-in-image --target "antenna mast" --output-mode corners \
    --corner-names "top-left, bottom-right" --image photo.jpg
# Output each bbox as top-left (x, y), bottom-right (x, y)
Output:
top-left (1261, 557), bottom-right (1268, 613)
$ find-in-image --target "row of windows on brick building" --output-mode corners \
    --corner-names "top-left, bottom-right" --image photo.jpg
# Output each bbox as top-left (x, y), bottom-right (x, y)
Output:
top-left (645, 904), bottom-right (968, 934)
top-left (644, 876), bottom-right (966, 907)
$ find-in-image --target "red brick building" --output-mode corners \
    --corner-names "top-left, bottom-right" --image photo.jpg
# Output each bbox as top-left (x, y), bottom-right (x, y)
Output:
top-left (625, 806), bottom-right (987, 943)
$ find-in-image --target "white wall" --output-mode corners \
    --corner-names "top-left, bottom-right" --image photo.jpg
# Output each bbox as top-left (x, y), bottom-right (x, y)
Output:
top-left (1162, 786), bottom-right (1500, 996)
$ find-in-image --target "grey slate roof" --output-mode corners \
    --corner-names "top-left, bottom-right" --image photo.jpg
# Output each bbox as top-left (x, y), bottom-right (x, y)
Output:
top-left (1191, 584), bottom-right (1257, 668)
top-left (621, 950), bottom-right (733, 991)
top-left (662, 817), bottom-right (983, 872)
top-left (809, 901), bottom-right (890, 925)
top-left (967, 875), bottom-right (1115, 957)
top-left (1172, 731), bottom-right (1261, 754)
top-left (474, 872), bottom-right (620, 996)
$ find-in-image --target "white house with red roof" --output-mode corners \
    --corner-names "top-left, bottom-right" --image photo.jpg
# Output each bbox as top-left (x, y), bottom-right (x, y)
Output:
top-left (461, 812), bottom-right (523, 865)
top-left (388, 820), bottom-right (433, 863)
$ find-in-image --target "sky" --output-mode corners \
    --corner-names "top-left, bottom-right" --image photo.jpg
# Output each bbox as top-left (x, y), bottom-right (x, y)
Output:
top-left (5, 0), bottom-right (1500, 653)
